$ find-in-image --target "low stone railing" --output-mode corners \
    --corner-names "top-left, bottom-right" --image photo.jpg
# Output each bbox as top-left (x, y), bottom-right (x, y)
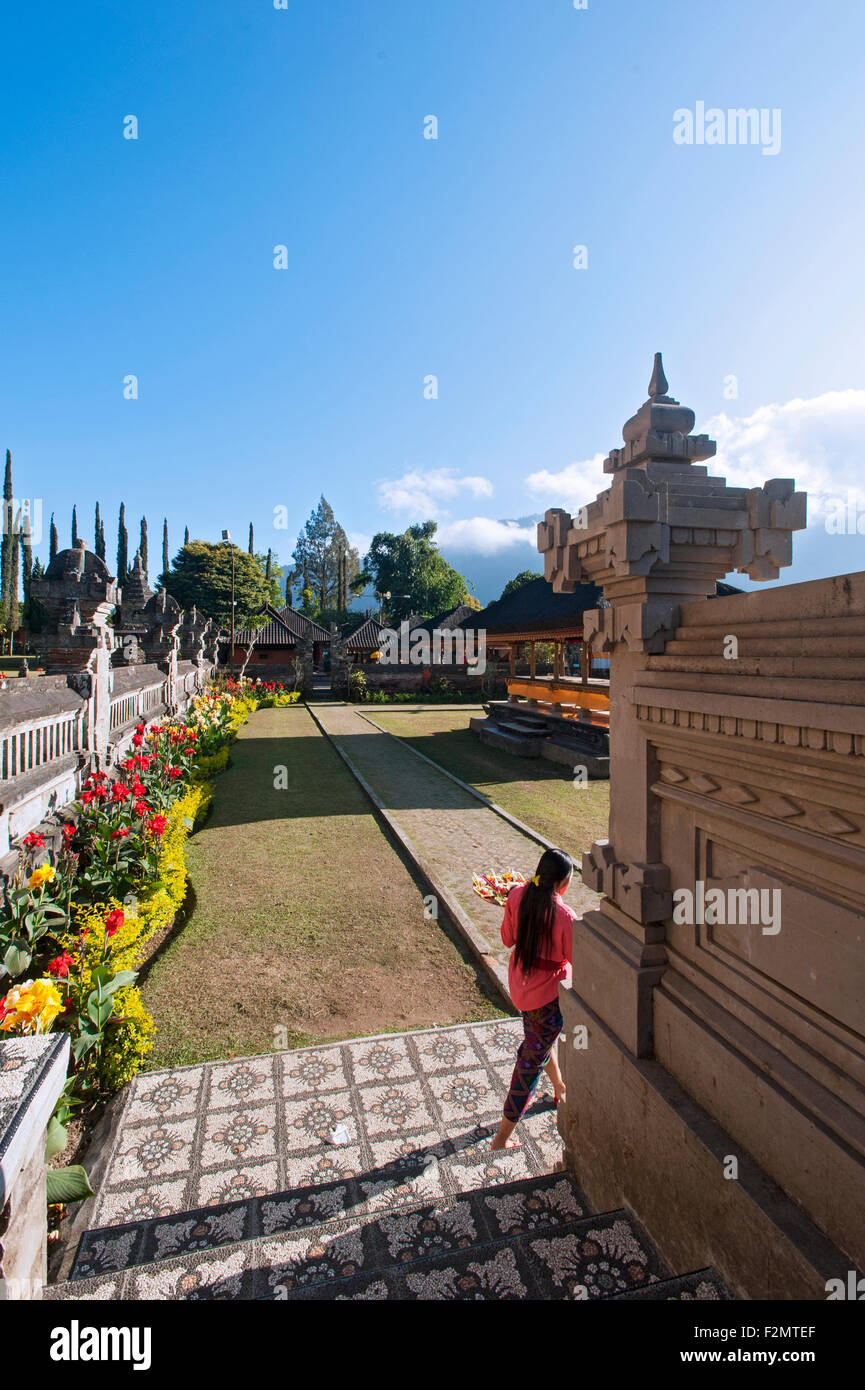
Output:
top-left (0, 1034), bottom-right (70, 1300)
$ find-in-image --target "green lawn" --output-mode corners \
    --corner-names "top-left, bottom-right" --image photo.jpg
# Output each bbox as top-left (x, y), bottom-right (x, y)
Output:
top-left (141, 704), bottom-right (506, 1069)
top-left (365, 707), bottom-right (609, 865)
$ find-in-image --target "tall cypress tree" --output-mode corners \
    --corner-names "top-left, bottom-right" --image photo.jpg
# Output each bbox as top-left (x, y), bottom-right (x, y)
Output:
top-left (49, 512), bottom-right (59, 563)
top-left (0, 452), bottom-right (13, 640)
top-left (117, 503), bottom-right (128, 586)
top-left (265, 549), bottom-right (272, 582)
top-left (184, 526), bottom-right (190, 547)
top-left (95, 502), bottom-right (106, 560)
top-left (7, 507), bottom-right (20, 649)
top-left (71, 505), bottom-right (79, 548)
top-left (248, 523), bottom-right (254, 556)
top-left (20, 507), bottom-right (32, 636)
top-left (139, 516), bottom-right (148, 580)
top-left (162, 519), bottom-right (169, 583)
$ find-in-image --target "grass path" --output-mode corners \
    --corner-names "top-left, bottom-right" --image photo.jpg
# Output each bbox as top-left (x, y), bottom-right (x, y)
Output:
top-left (365, 707), bottom-right (609, 864)
top-left (141, 704), bottom-right (505, 1069)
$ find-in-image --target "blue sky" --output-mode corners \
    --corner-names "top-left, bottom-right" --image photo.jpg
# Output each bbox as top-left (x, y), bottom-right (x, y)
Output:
top-left (2, 0), bottom-right (864, 603)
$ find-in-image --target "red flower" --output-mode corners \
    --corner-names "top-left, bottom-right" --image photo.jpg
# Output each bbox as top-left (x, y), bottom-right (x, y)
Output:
top-left (135, 723), bottom-right (146, 734)
top-left (93, 783), bottom-right (108, 799)
top-left (131, 781), bottom-right (147, 797)
top-left (137, 754), bottom-right (151, 770)
top-left (110, 827), bottom-right (130, 840)
top-left (168, 766), bottom-right (183, 779)
top-left (123, 757), bottom-right (137, 772)
top-left (104, 908), bottom-right (125, 938)
top-left (134, 799), bottom-right (149, 817)
top-left (131, 734), bottom-right (144, 748)
top-left (80, 790), bottom-right (94, 805)
top-left (47, 951), bottom-right (73, 978)
top-left (61, 823), bottom-right (76, 841)
top-left (111, 782), bottom-right (130, 802)
top-left (147, 814), bottom-right (168, 837)
top-left (22, 831), bottom-right (46, 848)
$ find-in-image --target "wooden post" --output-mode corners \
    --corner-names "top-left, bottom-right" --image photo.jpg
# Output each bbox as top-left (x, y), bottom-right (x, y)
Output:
top-left (509, 645), bottom-right (516, 677)
top-left (580, 635), bottom-right (590, 686)
top-left (530, 642), bottom-right (536, 680)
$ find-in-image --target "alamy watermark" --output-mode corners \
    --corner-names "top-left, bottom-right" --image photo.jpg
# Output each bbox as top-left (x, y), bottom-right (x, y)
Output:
top-left (377, 621), bottom-right (486, 675)
top-left (673, 881), bottom-right (781, 935)
top-left (673, 103), bottom-right (781, 156)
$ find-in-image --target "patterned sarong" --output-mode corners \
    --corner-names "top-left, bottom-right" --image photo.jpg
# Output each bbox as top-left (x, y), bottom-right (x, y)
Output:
top-left (502, 996), bottom-right (563, 1123)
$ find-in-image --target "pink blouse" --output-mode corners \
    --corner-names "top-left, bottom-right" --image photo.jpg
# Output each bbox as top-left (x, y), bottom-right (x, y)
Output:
top-left (501, 883), bottom-right (574, 1011)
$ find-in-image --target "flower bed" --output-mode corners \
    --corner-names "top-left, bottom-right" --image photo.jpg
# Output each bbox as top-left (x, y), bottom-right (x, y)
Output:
top-left (0, 682), bottom-right (267, 1197)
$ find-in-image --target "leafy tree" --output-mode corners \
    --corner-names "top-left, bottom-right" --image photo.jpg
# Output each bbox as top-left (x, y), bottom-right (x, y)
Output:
top-left (500, 570), bottom-right (542, 601)
top-left (162, 540), bottom-right (273, 630)
top-left (49, 512), bottom-right (58, 562)
top-left (292, 496), bottom-right (359, 612)
top-left (353, 522), bottom-right (470, 623)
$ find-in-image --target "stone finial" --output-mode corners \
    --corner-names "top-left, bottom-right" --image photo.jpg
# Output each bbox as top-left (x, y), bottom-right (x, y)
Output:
top-left (648, 352), bottom-right (668, 399)
top-left (536, 357), bottom-right (807, 651)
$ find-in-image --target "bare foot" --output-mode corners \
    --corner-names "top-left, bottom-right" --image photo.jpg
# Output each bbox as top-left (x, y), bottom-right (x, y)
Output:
top-left (491, 1136), bottom-right (521, 1150)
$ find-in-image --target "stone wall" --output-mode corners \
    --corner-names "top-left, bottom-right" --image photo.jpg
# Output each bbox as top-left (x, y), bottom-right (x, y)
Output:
top-left (0, 542), bottom-right (216, 867)
top-left (540, 356), bottom-right (864, 1299)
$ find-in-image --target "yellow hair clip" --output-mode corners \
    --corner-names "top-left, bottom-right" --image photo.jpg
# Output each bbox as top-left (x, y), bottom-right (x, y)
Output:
top-left (532, 874), bottom-right (540, 886)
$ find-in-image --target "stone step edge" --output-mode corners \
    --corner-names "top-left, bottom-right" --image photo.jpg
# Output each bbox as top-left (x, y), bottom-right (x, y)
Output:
top-left (271, 1207), bottom-right (670, 1302)
top-left (61, 1169), bottom-right (589, 1287)
top-left (606, 1267), bottom-right (733, 1301)
top-left (50, 1205), bottom-right (663, 1302)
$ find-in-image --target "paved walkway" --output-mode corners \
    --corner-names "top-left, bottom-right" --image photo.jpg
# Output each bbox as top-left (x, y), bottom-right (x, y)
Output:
top-left (309, 701), bottom-right (600, 971)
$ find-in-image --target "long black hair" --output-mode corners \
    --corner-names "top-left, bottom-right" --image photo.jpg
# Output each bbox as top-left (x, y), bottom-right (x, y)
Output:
top-left (513, 848), bottom-right (574, 973)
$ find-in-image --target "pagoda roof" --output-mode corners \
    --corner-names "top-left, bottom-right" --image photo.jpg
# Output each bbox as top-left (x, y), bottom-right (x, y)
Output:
top-left (344, 615), bottom-right (385, 650)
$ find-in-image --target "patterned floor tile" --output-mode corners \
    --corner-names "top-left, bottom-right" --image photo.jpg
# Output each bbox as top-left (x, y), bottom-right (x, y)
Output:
top-left (121, 1068), bottom-right (206, 1125)
top-left (358, 1079), bottom-right (435, 1136)
top-left (208, 1057), bottom-right (276, 1110)
top-left (281, 1047), bottom-right (349, 1096)
top-left (193, 1161), bottom-right (281, 1209)
top-left (283, 1090), bottom-right (356, 1148)
top-left (199, 1103), bottom-right (277, 1169)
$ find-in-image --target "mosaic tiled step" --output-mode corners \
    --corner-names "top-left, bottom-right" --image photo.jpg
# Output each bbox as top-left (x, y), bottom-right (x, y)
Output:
top-left (51, 1171), bottom-right (593, 1297)
top-left (277, 1208), bottom-right (673, 1301)
top-left (48, 1199), bottom-right (672, 1302)
top-left (607, 1269), bottom-right (732, 1300)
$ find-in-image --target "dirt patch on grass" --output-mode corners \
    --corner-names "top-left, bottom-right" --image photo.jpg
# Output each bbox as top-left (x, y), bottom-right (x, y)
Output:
top-left (141, 705), bottom-right (506, 1068)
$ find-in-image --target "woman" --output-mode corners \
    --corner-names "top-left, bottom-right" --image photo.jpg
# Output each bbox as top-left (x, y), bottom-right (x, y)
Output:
top-left (491, 847), bottom-right (575, 1150)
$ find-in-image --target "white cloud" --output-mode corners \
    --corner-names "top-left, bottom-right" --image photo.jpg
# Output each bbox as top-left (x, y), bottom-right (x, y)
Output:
top-left (706, 390), bottom-right (865, 522)
top-left (525, 392), bottom-right (865, 525)
top-left (435, 517), bottom-right (538, 555)
top-left (377, 467), bottom-right (493, 517)
top-left (525, 453), bottom-right (607, 509)
top-left (347, 530), bottom-right (371, 559)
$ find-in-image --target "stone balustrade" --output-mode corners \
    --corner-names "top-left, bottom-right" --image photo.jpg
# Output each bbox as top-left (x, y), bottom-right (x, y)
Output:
top-left (0, 542), bottom-right (216, 870)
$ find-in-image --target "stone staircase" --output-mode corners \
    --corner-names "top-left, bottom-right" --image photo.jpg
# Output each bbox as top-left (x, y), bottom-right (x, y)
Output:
top-left (44, 1021), bottom-right (730, 1301)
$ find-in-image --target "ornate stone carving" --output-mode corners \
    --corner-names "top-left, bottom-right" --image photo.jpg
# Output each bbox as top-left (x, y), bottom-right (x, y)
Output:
top-left (537, 354), bottom-right (806, 652)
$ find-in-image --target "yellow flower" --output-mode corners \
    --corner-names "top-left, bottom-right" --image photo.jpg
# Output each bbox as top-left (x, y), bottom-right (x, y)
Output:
top-left (29, 863), bottom-right (56, 890)
top-left (0, 978), bottom-right (64, 1034)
